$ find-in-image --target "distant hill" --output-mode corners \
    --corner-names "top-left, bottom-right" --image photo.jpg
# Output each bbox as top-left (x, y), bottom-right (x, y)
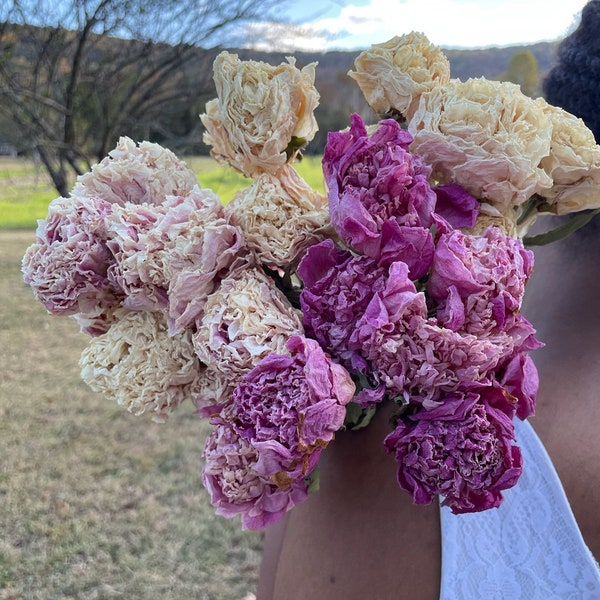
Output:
top-left (0, 21), bottom-right (562, 155)
top-left (234, 40), bottom-right (559, 92)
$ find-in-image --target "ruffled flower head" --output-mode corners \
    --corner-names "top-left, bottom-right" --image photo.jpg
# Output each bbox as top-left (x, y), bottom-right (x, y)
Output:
top-left (21, 195), bottom-right (123, 329)
top-left (105, 186), bottom-right (248, 334)
top-left (408, 77), bottom-right (553, 209)
top-left (73, 137), bottom-right (198, 206)
top-left (384, 391), bottom-right (523, 513)
top-left (203, 335), bottom-right (355, 529)
top-left (225, 166), bottom-right (331, 271)
top-left (193, 267), bottom-right (304, 382)
top-left (202, 421), bottom-right (309, 530)
top-left (428, 227), bottom-right (534, 334)
top-left (323, 114), bottom-right (436, 276)
top-left (349, 32), bottom-right (451, 120)
top-left (538, 101), bottom-right (600, 215)
top-left (201, 51), bottom-right (320, 177)
top-left (79, 309), bottom-right (202, 423)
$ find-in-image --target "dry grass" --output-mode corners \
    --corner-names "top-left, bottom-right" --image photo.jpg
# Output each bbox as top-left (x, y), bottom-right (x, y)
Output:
top-left (0, 231), bottom-right (262, 599)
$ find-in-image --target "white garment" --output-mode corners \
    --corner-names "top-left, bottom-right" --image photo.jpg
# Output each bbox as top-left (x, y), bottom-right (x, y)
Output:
top-left (439, 419), bottom-right (600, 600)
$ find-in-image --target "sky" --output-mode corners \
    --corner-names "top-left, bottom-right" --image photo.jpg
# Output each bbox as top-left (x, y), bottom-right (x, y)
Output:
top-left (250, 0), bottom-right (589, 52)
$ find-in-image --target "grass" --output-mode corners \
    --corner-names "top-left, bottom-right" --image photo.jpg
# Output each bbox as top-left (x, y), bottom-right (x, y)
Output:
top-left (0, 154), bottom-right (326, 230)
top-left (0, 231), bottom-right (263, 599)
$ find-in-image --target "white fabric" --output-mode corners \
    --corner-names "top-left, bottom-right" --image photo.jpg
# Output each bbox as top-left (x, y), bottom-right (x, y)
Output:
top-left (439, 419), bottom-right (600, 599)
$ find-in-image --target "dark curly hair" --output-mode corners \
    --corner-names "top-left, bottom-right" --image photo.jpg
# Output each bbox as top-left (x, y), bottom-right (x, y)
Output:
top-left (543, 0), bottom-right (600, 140)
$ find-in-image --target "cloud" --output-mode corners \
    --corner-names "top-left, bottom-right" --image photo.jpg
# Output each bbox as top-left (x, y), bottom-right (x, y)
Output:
top-left (261, 0), bottom-right (588, 51)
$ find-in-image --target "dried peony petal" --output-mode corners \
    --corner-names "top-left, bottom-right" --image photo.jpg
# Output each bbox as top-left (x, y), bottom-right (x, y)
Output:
top-left (79, 309), bottom-right (202, 423)
top-left (73, 137), bottom-right (198, 206)
top-left (349, 32), bottom-right (451, 120)
top-left (201, 51), bottom-right (320, 177)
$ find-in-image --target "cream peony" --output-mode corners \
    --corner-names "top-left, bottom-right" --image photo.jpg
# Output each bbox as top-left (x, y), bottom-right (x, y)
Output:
top-left (408, 78), bottom-right (553, 209)
top-left (73, 137), bottom-right (198, 206)
top-left (200, 51), bottom-right (320, 177)
top-left (348, 32), bottom-right (450, 121)
top-left (538, 101), bottom-right (600, 215)
top-left (225, 166), bottom-right (331, 270)
top-left (193, 267), bottom-right (303, 381)
top-left (79, 309), bottom-right (201, 423)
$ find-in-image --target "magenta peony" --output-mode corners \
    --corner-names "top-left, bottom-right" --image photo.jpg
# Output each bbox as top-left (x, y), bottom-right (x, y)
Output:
top-left (428, 227), bottom-right (534, 334)
top-left (323, 114), bottom-right (436, 276)
top-left (203, 335), bottom-right (354, 529)
top-left (384, 391), bottom-right (523, 513)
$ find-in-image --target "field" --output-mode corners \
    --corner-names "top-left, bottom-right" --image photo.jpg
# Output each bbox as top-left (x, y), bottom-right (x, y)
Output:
top-left (0, 152), bottom-right (329, 599)
top-left (0, 155), bottom-right (325, 230)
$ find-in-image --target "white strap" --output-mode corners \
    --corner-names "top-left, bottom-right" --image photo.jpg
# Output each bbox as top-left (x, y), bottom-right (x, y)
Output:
top-left (439, 419), bottom-right (600, 599)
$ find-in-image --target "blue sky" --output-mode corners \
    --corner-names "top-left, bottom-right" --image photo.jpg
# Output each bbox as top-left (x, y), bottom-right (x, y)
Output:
top-left (263, 0), bottom-right (588, 51)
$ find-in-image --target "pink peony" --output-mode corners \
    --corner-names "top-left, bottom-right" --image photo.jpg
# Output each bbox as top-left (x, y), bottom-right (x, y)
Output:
top-left (384, 391), bottom-right (523, 513)
top-left (22, 195), bottom-right (123, 327)
top-left (203, 335), bottom-right (354, 529)
top-left (72, 137), bottom-right (198, 206)
top-left (226, 335), bottom-right (355, 477)
top-left (428, 227), bottom-right (534, 334)
top-left (353, 293), bottom-right (512, 408)
top-left (298, 239), bottom-right (389, 372)
top-left (105, 187), bottom-right (249, 333)
top-left (202, 421), bottom-right (308, 530)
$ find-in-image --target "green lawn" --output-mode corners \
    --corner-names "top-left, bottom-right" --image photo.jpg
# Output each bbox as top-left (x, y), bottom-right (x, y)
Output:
top-left (0, 154), bottom-right (325, 230)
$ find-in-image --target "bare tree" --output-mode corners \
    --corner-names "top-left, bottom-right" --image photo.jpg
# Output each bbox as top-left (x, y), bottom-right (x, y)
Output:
top-left (0, 0), bottom-right (282, 196)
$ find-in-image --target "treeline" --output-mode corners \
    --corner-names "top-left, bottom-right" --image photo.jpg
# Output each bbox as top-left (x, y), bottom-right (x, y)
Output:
top-left (0, 20), bottom-right (558, 171)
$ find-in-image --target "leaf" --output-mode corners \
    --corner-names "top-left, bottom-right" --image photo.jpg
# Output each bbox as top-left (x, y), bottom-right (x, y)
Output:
top-left (523, 209), bottom-right (600, 246)
top-left (343, 402), bottom-right (377, 431)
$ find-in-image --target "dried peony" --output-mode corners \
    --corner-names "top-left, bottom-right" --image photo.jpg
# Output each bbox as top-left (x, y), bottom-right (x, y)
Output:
top-left (22, 195), bottom-right (124, 327)
top-left (298, 239), bottom-right (389, 375)
top-left (193, 267), bottom-right (304, 381)
top-left (203, 335), bottom-right (354, 529)
top-left (538, 101), bottom-right (600, 215)
top-left (350, 262), bottom-right (512, 408)
top-left (79, 309), bottom-right (201, 423)
top-left (201, 51), bottom-right (319, 177)
top-left (225, 165), bottom-right (331, 270)
top-left (408, 78), bottom-right (553, 209)
top-left (349, 32), bottom-right (451, 120)
top-left (427, 227), bottom-right (534, 335)
top-left (227, 335), bottom-right (354, 479)
top-left (202, 421), bottom-right (309, 530)
top-left (105, 186), bottom-right (249, 333)
top-left (72, 137), bottom-right (198, 206)
top-left (384, 391), bottom-right (523, 513)
top-left (323, 114), bottom-right (436, 277)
